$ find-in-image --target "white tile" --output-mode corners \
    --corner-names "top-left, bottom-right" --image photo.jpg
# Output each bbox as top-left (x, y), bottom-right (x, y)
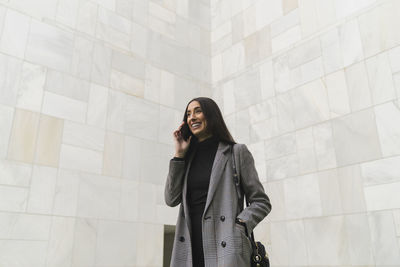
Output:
top-left (46, 216), bottom-right (75, 267)
top-left (76, 0), bottom-right (98, 36)
top-left (63, 120), bottom-right (105, 151)
top-left (345, 61), bottom-right (372, 112)
top-left (332, 108), bottom-right (381, 166)
top-left (45, 70), bottom-right (90, 102)
top-left (56, 0), bottom-right (79, 28)
top-left (388, 45), bottom-right (400, 73)
top-left (0, 185), bottom-right (28, 212)
top-left (119, 180), bottom-right (139, 221)
top-left (361, 155), bottom-right (400, 186)
top-left (111, 50), bottom-right (145, 78)
top-left (271, 9), bottom-right (299, 37)
top-left (70, 35), bottom-right (93, 80)
top-left (365, 182), bottom-right (400, 211)
top-left (27, 165), bottom-right (57, 214)
top-left (9, 0), bottom-right (57, 20)
top-left (291, 79), bottom-right (330, 129)
top-left (296, 127), bottom-right (317, 174)
top-left (26, 20), bottom-right (74, 72)
top-left (0, 159), bottom-right (31, 187)
top-left (338, 19), bottom-right (364, 67)
top-left (53, 169), bottom-right (80, 216)
top-left (276, 92), bottom-right (295, 133)
top-left (77, 174), bottom-right (120, 219)
top-left (284, 174), bottom-right (322, 219)
top-left (93, 0), bottom-right (115, 11)
top-left (318, 169), bottom-right (342, 216)
top-left (335, 0), bottom-right (376, 20)
top-left (287, 38), bottom-right (321, 69)
top-left (103, 131), bottom-right (123, 177)
top-left (0, 53), bottom-right (22, 107)
top-left (0, 212), bottom-right (51, 240)
top-left (324, 70), bottom-right (350, 118)
top-left (95, 220), bottom-right (137, 266)
top-left (270, 221), bottom-right (289, 265)
top-left (0, 9), bottom-right (30, 58)
top-left (91, 43), bottom-right (112, 87)
top-left (42, 92), bottom-right (87, 123)
top-left (0, 240), bottom-right (47, 267)
top-left (140, 140), bottom-right (170, 184)
top-left (265, 181), bottom-right (286, 221)
top-left (72, 218), bottom-right (97, 266)
top-left (254, 0), bottom-right (282, 31)
top-left (124, 96), bottom-right (159, 141)
top-left (122, 136), bottom-right (141, 180)
top-left (259, 60), bottom-right (275, 100)
top-left (304, 215), bottom-right (350, 265)
top-left (222, 80), bottom-right (235, 115)
top-left (287, 220), bottom-right (308, 265)
top-left (87, 83), bottom-right (108, 129)
top-left (16, 62), bottom-right (46, 112)
top-left (271, 25), bottom-right (301, 54)
top-left (248, 98), bottom-right (276, 124)
top-left (320, 28), bottom-right (343, 74)
top-left (374, 102), bottom-right (400, 157)
top-left (313, 121), bottom-right (337, 170)
top-left (234, 69), bottom-right (261, 110)
top-left (365, 52), bottom-right (396, 105)
top-left (135, 223), bottom-right (163, 266)
top-left (110, 69), bottom-right (144, 97)
top-left (159, 106), bottom-right (181, 145)
top-left (137, 182), bottom-right (157, 222)
top-left (0, 105), bottom-right (13, 157)
top-left (337, 164), bottom-right (367, 213)
top-left (369, 210), bottom-right (400, 265)
top-left (315, 0), bottom-right (336, 29)
top-left (264, 133), bottom-right (296, 160)
top-left (299, 0), bottom-right (318, 37)
top-left (59, 144), bottom-right (103, 174)
top-left (106, 89), bottom-right (125, 133)
top-left (130, 21), bottom-right (148, 58)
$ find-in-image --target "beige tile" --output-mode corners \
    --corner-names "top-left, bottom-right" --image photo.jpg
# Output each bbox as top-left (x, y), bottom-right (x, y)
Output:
top-left (8, 109), bottom-right (40, 163)
top-left (103, 131), bottom-right (123, 177)
top-left (35, 115), bottom-right (63, 167)
top-left (283, 0), bottom-right (298, 15)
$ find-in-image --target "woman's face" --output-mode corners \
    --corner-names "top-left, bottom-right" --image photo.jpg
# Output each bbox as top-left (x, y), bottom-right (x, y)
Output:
top-left (186, 101), bottom-right (210, 140)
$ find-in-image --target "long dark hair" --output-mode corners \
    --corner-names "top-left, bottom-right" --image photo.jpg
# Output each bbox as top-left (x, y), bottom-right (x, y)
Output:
top-left (183, 97), bottom-right (236, 158)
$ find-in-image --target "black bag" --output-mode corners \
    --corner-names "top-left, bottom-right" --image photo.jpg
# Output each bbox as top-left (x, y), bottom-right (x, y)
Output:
top-left (230, 144), bottom-right (270, 267)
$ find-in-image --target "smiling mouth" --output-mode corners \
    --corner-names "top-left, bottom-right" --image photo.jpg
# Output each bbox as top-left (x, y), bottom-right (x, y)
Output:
top-left (191, 122), bottom-right (201, 130)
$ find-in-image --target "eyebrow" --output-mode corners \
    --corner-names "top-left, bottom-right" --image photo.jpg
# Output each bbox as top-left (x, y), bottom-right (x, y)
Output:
top-left (187, 107), bottom-right (201, 114)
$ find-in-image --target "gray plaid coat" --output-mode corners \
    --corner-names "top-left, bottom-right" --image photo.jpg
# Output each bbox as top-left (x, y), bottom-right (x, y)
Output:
top-left (165, 141), bottom-right (272, 267)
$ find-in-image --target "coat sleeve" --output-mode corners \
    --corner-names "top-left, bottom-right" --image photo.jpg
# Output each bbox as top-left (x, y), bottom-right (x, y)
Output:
top-left (236, 144), bottom-right (272, 234)
top-left (164, 158), bottom-right (186, 207)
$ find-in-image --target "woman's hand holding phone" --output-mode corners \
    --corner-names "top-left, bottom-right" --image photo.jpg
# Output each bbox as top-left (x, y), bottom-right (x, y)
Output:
top-left (173, 121), bottom-right (192, 158)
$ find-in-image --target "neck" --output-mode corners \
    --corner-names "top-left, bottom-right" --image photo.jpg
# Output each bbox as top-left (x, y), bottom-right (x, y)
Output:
top-left (198, 133), bottom-right (213, 142)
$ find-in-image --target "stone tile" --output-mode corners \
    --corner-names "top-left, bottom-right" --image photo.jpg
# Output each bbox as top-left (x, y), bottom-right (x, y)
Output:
top-left (95, 220), bottom-right (136, 266)
top-left (42, 91), bottom-right (87, 123)
top-left (93, 0), bottom-right (115, 11)
top-left (276, 92), bottom-right (295, 134)
top-left (324, 70), bottom-right (350, 118)
top-left (320, 28), bottom-right (343, 74)
top-left (9, 0), bottom-right (57, 20)
top-left (221, 42), bottom-right (245, 78)
top-left (287, 38), bottom-right (320, 69)
top-left (243, 4), bottom-right (256, 38)
top-left (388, 45), bottom-right (400, 74)
top-left (45, 70), bottom-right (90, 102)
top-left (368, 210), bottom-right (400, 265)
top-left (106, 89), bottom-right (125, 133)
top-left (130, 21), bottom-right (148, 58)
top-left (0, 53), bottom-right (22, 107)
top-left (284, 174), bottom-right (321, 219)
top-left (291, 79), bottom-right (330, 129)
top-left (138, 182), bottom-right (157, 222)
top-left (122, 136), bottom-right (141, 180)
top-left (0, 212), bottom-right (51, 240)
top-left (249, 98), bottom-right (276, 124)
top-left (0, 240), bottom-right (47, 267)
top-left (159, 105), bottom-right (181, 145)
top-left (76, 0), bottom-right (98, 36)
top-left (283, 0), bottom-right (298, 15)
top-left (77, 174), bottom-right (120, 219)
top-left (335, 0), bottom-right (376, 20)
top-left (361, 155), bottom-right (400, 186)
top-left (287, 220), bottom-right (308, 265)
top-left (0, 160), bottom-right (31, 187)
top-left (271, 9), bottom-right (299, 37)
top-left (222, 80), bottom-right (235, 115)
top-left (0, 9), bottom-right (30, 58)
top-left (304, 215), bottom-right (350, 265)
top-left (140, 140), bottom-right (170, 184)
top-left (270, 221), bottom-right (289, 266)
top-left (265, 181), bottom-right (286, 221)
top-left (59, 144), bottom-right (103, 174)
top-left (235, 108), bottom-right (250, 143)
top-left (70, 35), bottom-right (93, 80)
top-left (26, 20), bottom-right (74, 72)
top-left (231, 12), bottom-right (243, 44)
top-left (259, 60), bottom-right (275, 100)
top-left (103, 131), bottom-right (123, 177)
top-left (56, 0), bottom-right (79, 28)
top-left (124, 96), bottom-right (159, 141)
top-left (71, 218), bottom-right (97, 266)
top-left (337, 164), bottom-right (367, 213)
top-left (313, 121), bottom-right (336, 170)
top-left (135, 223), bottom-right (163, 266)
top-left (264, 133), bottom-right (296, 160)
top-left (27, 165), bottom-right (57, 214)
top-left (374, 102), bottom-right (400, 157)
top-left (296, 127), bottom-right (317, 174)
top-left (119, 180), bottom-right (139, 221)
top-left (271, 25), bottom-right (301, 54)
top-left (338, 19), bottom-right (364, 67)
top-left (299, 0), bottom-right (318, 37)
top-left (318, 169), bottom-right (343, 216)
top-left (344, 213), bottom-right (374, 265)
top-left (365, 181), bottom-right (400, 211)
top-left (16, 62), bottom-right (46, 112)
top-left (0, 105), bottom-right (14, 158)
top-left (8, 109), bottom-right (40, 163)
top-left (46, 216), bottom-right (75, 267)
top-left (91, 43), bottom-right (112, 87)
top-left (53, 169), bottom-right (80, 216)
top-left (0, 185), bottom-right (28, 212)
top-left (332, 108), bottom-right (381, 166)
top-left (234, 69), bottom-right (261, 110)
top-left (110, 69), bottom-right (144, 97)
top-left (315, 0), bottom-right (336, 29)
top-left (87, 83), bottom-right (108, 129)
top-left (345, 61), bottom-right (372, 112)
top-left (255, 0), bottom-right (282, 31)
top-left (365, 52), bottom-right (396, 105)
top-left (35, 115), bottom-right (63, 167)
top-left (111, 50), bottom-right (145, 78)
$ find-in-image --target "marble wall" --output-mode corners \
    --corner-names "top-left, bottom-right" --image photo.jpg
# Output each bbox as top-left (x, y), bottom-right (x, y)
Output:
top-left (0, 0), bottom-right (210, 266)
top-left (210, 0), bottom-right (400, 266)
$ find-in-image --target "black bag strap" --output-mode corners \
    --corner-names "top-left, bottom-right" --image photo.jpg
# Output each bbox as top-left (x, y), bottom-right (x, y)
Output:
top-left (230, 144), bottom-right (258, 252)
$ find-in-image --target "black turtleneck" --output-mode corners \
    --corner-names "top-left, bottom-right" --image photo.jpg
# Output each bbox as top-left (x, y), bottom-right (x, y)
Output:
top-left (186, 135), bottom-right (219, 213)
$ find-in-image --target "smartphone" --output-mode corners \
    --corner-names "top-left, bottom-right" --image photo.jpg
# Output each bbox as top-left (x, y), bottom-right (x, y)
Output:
top-left (180, 122), bottom-right (192, 141)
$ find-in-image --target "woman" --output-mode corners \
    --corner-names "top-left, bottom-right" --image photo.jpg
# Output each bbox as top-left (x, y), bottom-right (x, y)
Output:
top-left (165, 97), bottom-right (271, 267)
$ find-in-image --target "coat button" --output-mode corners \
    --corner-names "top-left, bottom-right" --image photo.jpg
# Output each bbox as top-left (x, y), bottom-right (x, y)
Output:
top-left (220, 215), bottom-right (225, 222)
top-left (221, 241), bottom-right (226, 247)
top-left (179, 236), bottom-right (185, 242)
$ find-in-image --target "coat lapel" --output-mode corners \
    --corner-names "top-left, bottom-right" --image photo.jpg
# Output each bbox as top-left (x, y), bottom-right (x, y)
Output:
top-left (203, 141), bottom-right (231, 215)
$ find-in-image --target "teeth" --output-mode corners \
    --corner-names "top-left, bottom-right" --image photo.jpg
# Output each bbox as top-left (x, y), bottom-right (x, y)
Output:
top-left (192, 123), bottom-right (200, 128)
